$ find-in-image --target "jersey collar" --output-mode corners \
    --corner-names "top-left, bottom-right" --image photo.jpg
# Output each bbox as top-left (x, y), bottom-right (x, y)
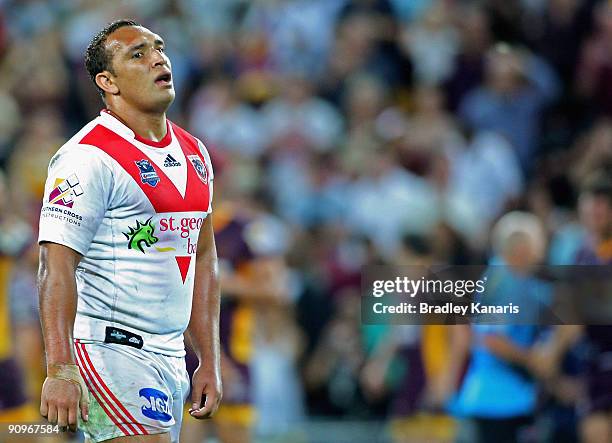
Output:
top-left (99, 109), bottom-right (173, 148)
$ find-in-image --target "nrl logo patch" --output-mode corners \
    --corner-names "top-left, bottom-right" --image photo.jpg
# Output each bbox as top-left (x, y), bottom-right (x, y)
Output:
top-left (135, 159), bottom-right (160, 187)
top-left (187, 155), bottom-right (209, 184)
top-left (123, 217), bottom-right (158, 253)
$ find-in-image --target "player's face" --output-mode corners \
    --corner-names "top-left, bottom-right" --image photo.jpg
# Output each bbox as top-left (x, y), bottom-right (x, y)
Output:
top-left (105, 26), bottom-right (174, 112)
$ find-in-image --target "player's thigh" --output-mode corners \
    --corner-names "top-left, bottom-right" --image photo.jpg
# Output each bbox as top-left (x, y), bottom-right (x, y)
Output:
top-left (104, 433), bottom-right (171, 443)
top-left (581, 412), bottom-right (611, 443)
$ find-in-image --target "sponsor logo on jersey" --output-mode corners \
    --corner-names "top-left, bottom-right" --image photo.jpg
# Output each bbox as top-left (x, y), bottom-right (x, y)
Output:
top-left (48, 174), bottom-right (83, 208)
top-left (139, 388), bottom-right (172, 422)
top-left (40, 206), bottom-right (83, 226)
top-left (110, 330), bottom-right (126, 340)
top-left (135, 159), bottom-right (160, 187)
top-left (163, 154), bottom-right (181, 167)
top-left (123, 217), bottom-right (159, 253)
top-left (104, 327), bottom-right (144, 349)
top-left (187, 155), bottom-right (208, 184)
top-left (159, 216), bottom-right (205, 239)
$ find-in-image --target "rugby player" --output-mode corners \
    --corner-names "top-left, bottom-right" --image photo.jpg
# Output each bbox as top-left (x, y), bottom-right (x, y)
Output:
top-left (37, 20), bottom-right (221, 442)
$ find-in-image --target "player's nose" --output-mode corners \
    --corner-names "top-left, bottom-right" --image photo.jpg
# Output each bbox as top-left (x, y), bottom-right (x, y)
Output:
top-left (151, 50), bottom-right (169, 69)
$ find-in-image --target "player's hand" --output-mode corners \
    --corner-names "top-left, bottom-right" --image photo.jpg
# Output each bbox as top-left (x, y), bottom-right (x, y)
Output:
top-left (189, 364), bottom-right (222, 419)
top-left (40, 367), bottom-right (89, 432)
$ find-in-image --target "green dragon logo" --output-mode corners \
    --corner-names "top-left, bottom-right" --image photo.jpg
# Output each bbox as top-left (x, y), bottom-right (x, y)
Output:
top-left (123, 217), bottom-right (158, 253)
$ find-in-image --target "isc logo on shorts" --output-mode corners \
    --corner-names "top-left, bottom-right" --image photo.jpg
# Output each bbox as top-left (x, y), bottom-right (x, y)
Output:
top-left (139, 388), bottom-right (172, 422)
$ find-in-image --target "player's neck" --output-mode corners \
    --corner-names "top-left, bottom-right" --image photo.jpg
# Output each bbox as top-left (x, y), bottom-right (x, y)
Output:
top-left (106, 106), bottom-right (168, 142)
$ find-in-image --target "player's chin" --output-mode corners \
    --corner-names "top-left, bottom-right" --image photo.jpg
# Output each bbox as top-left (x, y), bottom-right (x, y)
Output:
top-left (157, 86), bottom-right (175, 99)
top-left (149, 88), bottom-right (175, 109)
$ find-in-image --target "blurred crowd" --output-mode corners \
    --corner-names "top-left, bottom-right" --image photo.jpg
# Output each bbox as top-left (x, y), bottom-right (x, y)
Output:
top-left (0, 0), bottom-right (611, 442)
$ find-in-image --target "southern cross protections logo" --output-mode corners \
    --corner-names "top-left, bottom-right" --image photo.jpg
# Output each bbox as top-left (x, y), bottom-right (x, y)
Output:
top-left (123, 217), bottom-right (158, 253)
top-left (48, 174), bottom-right (83, 208)
top-left (135, 159), bottom-right (160, 187)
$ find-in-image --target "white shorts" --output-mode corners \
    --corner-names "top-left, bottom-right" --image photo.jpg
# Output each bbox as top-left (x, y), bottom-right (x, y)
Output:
top-left (74, 339), bottom-right (190, 443)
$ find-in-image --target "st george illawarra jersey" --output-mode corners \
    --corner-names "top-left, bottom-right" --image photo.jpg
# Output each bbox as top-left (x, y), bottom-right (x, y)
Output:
top-left (38, 110), bottom-right (214, 357)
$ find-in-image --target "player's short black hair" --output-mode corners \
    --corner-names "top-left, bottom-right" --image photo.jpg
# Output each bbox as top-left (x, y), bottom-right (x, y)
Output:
top-left (85, 19), bottom-right (141, 98)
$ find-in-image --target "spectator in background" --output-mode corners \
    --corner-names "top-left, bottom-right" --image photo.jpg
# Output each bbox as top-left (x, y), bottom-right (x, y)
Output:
top-left (244, 197), bottom-right (305, 439)
top-left (399, 1), bottom-right (458, 86)
top-left (569, 170), bottom-right (612, 443)
top-left (459, 43), bottom-right (560, 174)
top-left (392, 85), bottom-right (493, 244)
top-left (345, 145), bottom-right (437, 257)
top-left (304, 288), bottom-right (369, 417)
top-left (0, 170), bottom-right (37, 424)
top-left (575, 169), bottom-right (612, 264)
top-left (243, 0), bottom-right (345, 79)
top-left (322, 7), bottom-right (411, 104)
top-left (450, 211), bottom-right (552, 443)
top-left (7, 108), bottom-right (65, 224)
top-left (528, 0), bottom-right (591, 91)
top-left (1, 30), bottom-right (68, 109)
top-left (444, 4), bottom-right (491, 111)
top-left (576, 0), bottom-right (612, 117)
top-left (447, 130), bottom-right (524, 234)
top-left (323, 14), bottom-right (379, 104)
top-left (396, 85), bottom-right (462, 176)
top-left (9, 243), bottom-right (44, 412)
top-left (339, 0), bottom-right (409, 88)
top-left (340, 73), bottom-right (389, 176)
top-left (188, 77), bottom-right (265, 158)
top-left (262, 73), bottom-right (345, 226)
top-left (361, 236), bottom-right (457, 443)
top-left (533, 170), bottom-right (612, 443)
top-left (262, 73), bottom-right (344, 156)
top-left (572, 118), bottom-right (612, 185)
top-left (0, 90), bottom-right (21, 163)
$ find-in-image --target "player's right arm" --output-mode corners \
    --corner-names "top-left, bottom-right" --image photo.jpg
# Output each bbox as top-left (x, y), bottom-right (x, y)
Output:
top-left (37, 144), bottom-right (112, 431)
top-left (38, 242), bottom-right (89, 431)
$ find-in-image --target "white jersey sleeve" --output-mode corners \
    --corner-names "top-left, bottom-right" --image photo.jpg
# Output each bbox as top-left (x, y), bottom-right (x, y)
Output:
top-left (196, 138), bottom-right (214, 211)
top-left (39, 145), bottom-right (113, 255)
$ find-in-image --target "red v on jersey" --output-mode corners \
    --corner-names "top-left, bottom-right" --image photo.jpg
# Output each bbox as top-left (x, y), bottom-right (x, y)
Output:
top-left (175, 256), bottom-right (191, 283)
top-left (80, 123), bottom-right (210, 213)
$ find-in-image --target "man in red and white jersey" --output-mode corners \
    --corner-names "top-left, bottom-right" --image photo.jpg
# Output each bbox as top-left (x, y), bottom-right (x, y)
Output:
top-left (37, 20), bottom-right (222, 443)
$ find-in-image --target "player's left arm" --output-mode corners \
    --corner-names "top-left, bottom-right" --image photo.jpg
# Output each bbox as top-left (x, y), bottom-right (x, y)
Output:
top-left (186, 214), bottom-right (222, 419)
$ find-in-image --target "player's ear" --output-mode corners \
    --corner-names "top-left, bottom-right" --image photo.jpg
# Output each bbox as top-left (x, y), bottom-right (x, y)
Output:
top-left (95, 71), bottom-right (119, 96)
